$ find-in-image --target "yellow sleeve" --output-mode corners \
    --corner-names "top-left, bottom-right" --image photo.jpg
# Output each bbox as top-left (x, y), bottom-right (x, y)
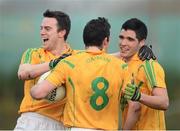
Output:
top-left (153, 61), bottom-right (166, 88)
top-left (140, 60), bottom-right (166, 89)
top-left (21, 48), bottom-right (40, 64)
top-left (45, 61), bottom-right (67, 87)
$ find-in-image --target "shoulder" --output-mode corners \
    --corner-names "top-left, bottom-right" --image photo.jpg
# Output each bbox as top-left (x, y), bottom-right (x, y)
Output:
top-left (58, 51), bottom-right (85, 67)
top-left (21, 47), bottom-right (43, 63)
top-left (139, 59), bottom-right (165, 87)
top-left (140, 59), bottom-right (164, 71)
top-left (107, 53), bottom-right (125, 63)
top-left (23, 47), bottom-right (43, 55)
top-left (104, 53), bottom-right (128, 70)
top-left (73, 50), bottom-right (85, 55)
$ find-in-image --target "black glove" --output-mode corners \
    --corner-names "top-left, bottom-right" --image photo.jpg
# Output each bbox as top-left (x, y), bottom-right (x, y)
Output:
top-left (138, 45), bottom-right (156, 61)
top-left (49, 53), bottom-right (71, 69)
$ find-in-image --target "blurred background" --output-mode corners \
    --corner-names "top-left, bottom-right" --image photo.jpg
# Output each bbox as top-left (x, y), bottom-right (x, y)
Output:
top-left (0, 0), bottom-right (180, 129)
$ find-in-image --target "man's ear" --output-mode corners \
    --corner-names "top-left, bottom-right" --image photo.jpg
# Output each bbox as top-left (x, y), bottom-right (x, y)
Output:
top-left (139, 39), bottom-right (145, 47)
top-left (58, 29), bottom-right (66, 38)
top-left (103, 37), bottom-right (110, 49)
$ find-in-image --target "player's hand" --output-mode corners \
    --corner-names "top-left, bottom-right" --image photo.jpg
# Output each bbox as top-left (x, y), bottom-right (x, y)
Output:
top-left (138, 45), bottom-right (156, 61)
top-left (18, 64), bottom-right (32, 80)
top-left (124, 83), bottom-right (141, 101)
top-left (49, 53), bottom-right (71, 69)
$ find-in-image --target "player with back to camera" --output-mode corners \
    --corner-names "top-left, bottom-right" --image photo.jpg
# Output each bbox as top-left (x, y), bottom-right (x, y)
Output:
top-left (29, 16), bottom-right (157, 130)
top-left (30, 17), bottom-right (133, 130)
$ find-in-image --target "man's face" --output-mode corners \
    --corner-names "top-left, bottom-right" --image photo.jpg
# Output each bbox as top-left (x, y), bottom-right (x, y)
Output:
top-left (40, 17), bottom-right (60, 51)
top-left (119, 29), bottom-right (143, 61)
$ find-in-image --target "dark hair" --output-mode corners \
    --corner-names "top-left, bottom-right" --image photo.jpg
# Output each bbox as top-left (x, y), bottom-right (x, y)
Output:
top-left (121, 18), bottom-right (147, 41)
top-left (83, 17), bottom-right (111, 47)
top-left (43, 9), bottom-right (71, 40)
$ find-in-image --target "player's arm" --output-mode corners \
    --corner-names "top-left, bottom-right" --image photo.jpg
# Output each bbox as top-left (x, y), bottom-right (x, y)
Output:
top-left (139, 87), bottom-right (169, 110)
top-left (18, 53), bottom-right (71, 80)
top-left (18, 62), bottom-right (50, 80)
top-left (31, 80), bottom-right (56, 100)
top-left (123, 101), bottom-right (141, 130)
top-left (124, 84), bottom-right (169, 110)
top-left (31, 59), bottom-right (67, 100)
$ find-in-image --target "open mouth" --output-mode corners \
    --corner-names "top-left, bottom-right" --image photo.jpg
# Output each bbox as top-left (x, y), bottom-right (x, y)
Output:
top-left (43, 38), bottom-right (49, 42)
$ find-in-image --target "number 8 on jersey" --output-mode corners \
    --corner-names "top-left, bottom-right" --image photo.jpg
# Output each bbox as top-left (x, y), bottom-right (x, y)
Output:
top-left (90, 77), bottom-right (109, 111)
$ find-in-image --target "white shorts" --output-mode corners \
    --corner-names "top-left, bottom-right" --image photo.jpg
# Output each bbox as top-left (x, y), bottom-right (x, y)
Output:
top-left (14, 112), bottom-right (67, 130)
top-left (68, 127), bottom-right (103, 131)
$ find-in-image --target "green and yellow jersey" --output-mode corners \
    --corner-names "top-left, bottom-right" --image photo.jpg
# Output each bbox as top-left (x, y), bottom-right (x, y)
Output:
top-left (121, 53), bottom-right (166, 130)
top-left (46, 50), bottom-right (130, 130)
top-left (19, 44), bottom-right (75, 122)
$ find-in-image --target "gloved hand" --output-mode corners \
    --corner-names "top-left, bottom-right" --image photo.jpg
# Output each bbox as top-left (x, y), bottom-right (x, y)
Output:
top-left (138, 45), bottom-right (156, 61)
top-left (49, 53), bottom-right (71, 69)
top-left (124, 83), bottom-right (141, 101)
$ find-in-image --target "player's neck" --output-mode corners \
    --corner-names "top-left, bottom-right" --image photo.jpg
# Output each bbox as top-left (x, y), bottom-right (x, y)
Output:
top-left (85, 46), bottom-right (103, 52)
top-left (122, 55), bottom-right (135, 63)
top-left (51, 41), bottom-right (68, 56)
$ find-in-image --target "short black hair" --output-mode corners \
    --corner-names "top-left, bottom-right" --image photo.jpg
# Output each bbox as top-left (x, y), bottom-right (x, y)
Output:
top-left (121, 18), bottom-right (147, 41)
top-left (83, 17), bottom-right (111, 48)
top-left (43, 9), bottom-right (71, 40)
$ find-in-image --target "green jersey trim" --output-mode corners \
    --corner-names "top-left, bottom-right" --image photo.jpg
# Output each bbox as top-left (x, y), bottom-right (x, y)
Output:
top-left (138, 60), bottom-right (157, 88)
top-left (62, 60), bottom-right (75, 69)
top-left (24, 48), bottom-right (33, 63)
